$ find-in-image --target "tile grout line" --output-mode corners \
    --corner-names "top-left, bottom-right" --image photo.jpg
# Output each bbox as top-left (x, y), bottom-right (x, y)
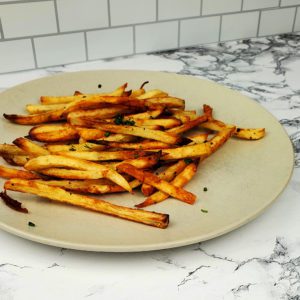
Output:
top-left (279, 0), bottom-right (282, 7)
top-left (53, 0), bottom-right (60, 32)
top-left (240, 0), bottom-right (244, 11)
top-left (0, 0), bottom-right (49, 5)
top-left (0, 18), bottom-right (5, 39)
top-left (256, 10), bottom-right (262, 37)
top-left (218, 15), bottom-right (223, 42)
top-left (177, 20), bottom-right (181, 48)
top-left (30, 38), bottom-right (38, 68)
top-left (133, 25), bottom-right (136, 54)
top-left (292, 6), bottom-right (298, 32)
top-left (156, 0), bottom-right (158, 21)
top-left (107, 0), bottom-right (111, 27)
top-left (0, 5), bottom-right (299, 43)
top-left (84, 31), bottom-right (88, 61)
top-left (200, 0), bottom-right (202, 16)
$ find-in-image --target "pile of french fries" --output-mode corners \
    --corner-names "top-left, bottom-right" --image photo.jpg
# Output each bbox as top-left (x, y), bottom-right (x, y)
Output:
top-left (0, 82), bottom-right (265, 229)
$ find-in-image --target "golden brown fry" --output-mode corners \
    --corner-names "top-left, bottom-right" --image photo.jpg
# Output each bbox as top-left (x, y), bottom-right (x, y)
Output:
top-left (125, 108), bottom-right (163, 120)
top-left (201, 118), bottom-right (265, 140)
top-left (169, 109), bottom-right (197, 123)
top-left (29, 123), bottom-right (79, 142)
top-left (85, 121), bottom-right (181, 145)
top-left (0, 165), bottom-right (41, 179)
top-left (161, 142), bottom-right (211, 160)
top-left (117, 163), bottom-right (196, 204)
top-left (136, 89), bottom-right (168, 99)
top-left (3, 109), bottom-right (65, 125)
top-left (107, 140), bottom-right (172, 150)
top-left (40, 83), bottom-right (128, 104)
top-left (26, 103), bottom-right (67, 114)
top-left (0, 144), bottom-right (27, 156)
top-left (132, 118), bottom-right (181, 129)
top-left (188, 133), bottom-right (209, 144)
top-left (137, 160), bottom-right (199, 208)
top-left (46, 142), bottom-right (107, 153)
top-left (167, 115), bottom-right (207, 135)
top-left (141, 159), bottom-right (187, 196)
top-left (102, 152), bottom-right (161, 170)
top-left (87, 179), bottom-right (141, 194)
top-left (38, 168), bottom-right (107, 179)
top-left (5, 179), bottom-right (169, 229)
top-left (67, 106), bottom-right (132, 125)
top-left (13, 137), bottom-right (49, 156)
top-left (24, 155), bottom-right (131, 192)
top-left (1, 154), bottom-right (30, 166)
top-left (57, 150), bottom-right (149, 161)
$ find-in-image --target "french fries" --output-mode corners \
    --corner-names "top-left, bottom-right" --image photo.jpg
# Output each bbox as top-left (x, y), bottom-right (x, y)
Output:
top-left (0, 82), bottom-right (265, 229)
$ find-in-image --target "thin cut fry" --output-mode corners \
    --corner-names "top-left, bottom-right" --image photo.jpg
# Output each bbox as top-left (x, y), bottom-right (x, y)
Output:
top-left (13, 138), bottom-right (49, 156)
top-left (5, 179), bottom-right (169, 228)
top-left (137, 160), bottom-right (199, 208)
top-left (117, 163), bottom-right (196, 204)
top-left (0, 165), bottom-right (41, 179)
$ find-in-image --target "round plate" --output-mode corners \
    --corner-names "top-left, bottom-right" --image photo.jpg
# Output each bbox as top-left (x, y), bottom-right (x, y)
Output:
top-left (0, 70), bottom-right (294, 252)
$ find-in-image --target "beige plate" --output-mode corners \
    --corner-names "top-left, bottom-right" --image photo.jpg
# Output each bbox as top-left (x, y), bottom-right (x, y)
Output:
top-left (0, 70), bottom-right (294, 252)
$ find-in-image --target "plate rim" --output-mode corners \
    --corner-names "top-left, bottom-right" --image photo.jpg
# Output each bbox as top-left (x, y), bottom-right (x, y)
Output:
top-left (0, 69), bottom-right (295, 252)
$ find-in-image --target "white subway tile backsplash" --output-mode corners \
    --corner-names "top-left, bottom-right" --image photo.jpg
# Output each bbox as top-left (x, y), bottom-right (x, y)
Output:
top-left (259, 7), bottom-right (295, 36)
top-left (57, 0), bottom-right (108, 32)
top-left (0, 39), bottom-right (34, 73)
top-left (135, 21), bottom-right (178, 53)
top-left (281, 0), bottom-right (300, 6)
top-left (202, 0), bottom-right (241, 15)
top-left (110, 0), bottom-right (156, 26)
top-left (158, 0), bottom-right (201, 20)
top-left (294, 8), bottom-right (300, 31)
top-left (87, 27), bottom-right (133, 60)
top-left (221, 11), bottom-right (259, 41)
top-left (180, 16), bottom-right (220, 47)
top-left (243, 0), bottom-right (279, 11)
top-left (34, 33), bottom-right (85, 68)
top-left (0, 1), bottom-right (57, 38)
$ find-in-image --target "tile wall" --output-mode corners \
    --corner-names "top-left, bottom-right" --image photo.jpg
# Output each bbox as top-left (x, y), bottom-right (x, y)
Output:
top-left (0, 0), bottom-right (299, 73)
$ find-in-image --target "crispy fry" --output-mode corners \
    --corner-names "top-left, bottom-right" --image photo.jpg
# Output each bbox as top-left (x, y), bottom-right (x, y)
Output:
top-left (107, 140), bottom-right (172, 150)
top-left (85, 121), bottom-right (181, 145)
top-left (26, 103), bottom-right (67, 114)
top-left (161, 142), bottom-right (211, 160)
top-left (141, 159), bottom-right (187, 196)
top-left (57, 150), bottom-right (149, 161)
top-left (0, 144), bottom-right (26, 156)
top-left (24, 155), bottom-right (131, 192)
top-left (125, 108), bottom-right (163, 120)
top-left (0, 165), bottom-right (41, 179)
top-left (3, 109), bottom-right (65, 125)
top-left (13, 137), bottom-right (49, 156)
top-left (169, 109), bottom-right (197, 123)
top-left (117, 163), bottom-right (196, 204)
top-left (1, 154), bottom-right (30, 166)
top-left (167, 115), bottom-right (207, 135)
top-left (5, 179), bottom-right (169, 228)
top-left (137, 89), bottom-right (168, 99)
top-left (40, 83), bottom-right (128, 104)
top-left (137, 160), bottom-right (199, 208)
top-left (46, 142), bottom-right (107, 153)
top-left (29, 123), bottom-right (79, 142)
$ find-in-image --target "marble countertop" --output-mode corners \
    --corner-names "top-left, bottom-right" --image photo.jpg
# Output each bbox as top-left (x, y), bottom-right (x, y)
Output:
top-left (0, 34), bottom-right (299, 300)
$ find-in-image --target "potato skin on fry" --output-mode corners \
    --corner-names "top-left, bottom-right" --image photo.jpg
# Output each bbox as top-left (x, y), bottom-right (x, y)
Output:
top-left (5, 179), bottom-right (169, 229)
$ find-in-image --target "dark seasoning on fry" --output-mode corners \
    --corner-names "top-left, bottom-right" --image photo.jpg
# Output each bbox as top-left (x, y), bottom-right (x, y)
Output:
top-left (0, 82), bottom-right (265, 228)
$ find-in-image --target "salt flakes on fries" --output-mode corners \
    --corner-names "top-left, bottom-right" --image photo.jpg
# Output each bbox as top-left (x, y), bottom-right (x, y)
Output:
top-left (0, 82), bottom-right (265, 229)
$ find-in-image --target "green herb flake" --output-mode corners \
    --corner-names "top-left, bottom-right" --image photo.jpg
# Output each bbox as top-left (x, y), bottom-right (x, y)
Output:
top-left (201, 209), bottom-right (208, 213)
top-left (104, 132), bottom-right (110, 137)
top-left (28, 221), bottom-right (36, 227)
top-left (184, 158), bottom-right (193, 164)
top-left (114, 114), bottom-right (124, 125)
top-left (134, 153), bottom-right (139, 159)
top-left (69, 145), bottom-right (76, 151)
top-left (84, 144), bottom-right (91, 149)
top-left (203, 187), bottom-right (208, 192)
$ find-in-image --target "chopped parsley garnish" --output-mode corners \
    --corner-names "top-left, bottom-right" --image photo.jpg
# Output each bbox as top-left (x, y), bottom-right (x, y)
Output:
top-left (28, 221), bottom-right (36, 227)
top-left (203, 187), bottom-right (208, 192)
top-left (114, 114), bottom-right (124, 125)
top-left (184, 158), bottom-right (193, 164)
top-left (84, 144), bottom-right (91, 149)
top-left (201, 209), bottom-right (208, 213)
top-left (134, 153), bottom-right (139, 159)
top-left (69, 145), bottom-right (76, 151)
top-left (114, 114), bottom-right (135, 126)
top-left (104, 132), bottom-right (110, 137)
